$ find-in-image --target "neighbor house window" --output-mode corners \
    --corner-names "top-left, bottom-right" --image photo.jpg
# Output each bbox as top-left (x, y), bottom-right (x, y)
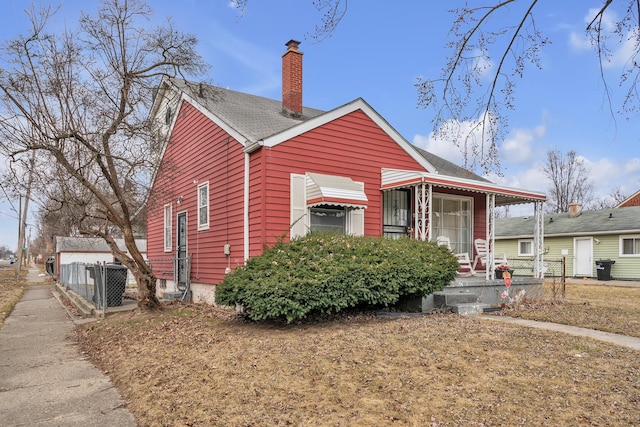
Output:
top-left (163, 204), bottom-right (172, 252)
top-left (198, 182), bottom-right (210, 230)
top-left (518, 239), bottom-right (534, 256)
top-left (620, 235), bottom-right (640, 256)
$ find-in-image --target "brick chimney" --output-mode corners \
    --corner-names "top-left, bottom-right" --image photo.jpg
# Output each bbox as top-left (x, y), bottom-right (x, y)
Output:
top-left (282, 39), bottom-right (303, 118)
top-left (568, 202), bottom-right (582, 218)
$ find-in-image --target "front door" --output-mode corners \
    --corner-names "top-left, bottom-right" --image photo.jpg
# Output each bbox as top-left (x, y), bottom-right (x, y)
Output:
top-left (574, 237), bottom-right (593, 277)
top-left (383, 190), bottom-right (410, 239)
top-left (176, 212), bottom-right (188, 289)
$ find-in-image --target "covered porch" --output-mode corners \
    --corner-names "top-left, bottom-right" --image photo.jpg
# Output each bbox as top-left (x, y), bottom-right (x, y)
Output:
top-left (380, 168), bottom-right (547, 311)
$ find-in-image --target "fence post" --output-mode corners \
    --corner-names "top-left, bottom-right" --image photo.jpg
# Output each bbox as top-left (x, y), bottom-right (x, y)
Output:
top-left (562, 256), bottom-right (566, 299)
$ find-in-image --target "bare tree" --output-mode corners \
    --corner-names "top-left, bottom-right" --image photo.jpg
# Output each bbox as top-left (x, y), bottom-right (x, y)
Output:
top-left (417, 1), bottom-right (640, 174)
top-left (0, 0), bottom-right (207, 308)
top-left (234, 1), bottom-right (638, 174)
top-left (541, 149), bottom-right (594, 213)
top-left (591, 185), bottom-right (628, 209)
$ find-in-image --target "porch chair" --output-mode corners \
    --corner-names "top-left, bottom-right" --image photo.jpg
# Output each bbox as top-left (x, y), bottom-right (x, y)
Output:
top-left (472, 238), bottom-right (508, 271)
top-left (436, 236), bottom-right (476, 277)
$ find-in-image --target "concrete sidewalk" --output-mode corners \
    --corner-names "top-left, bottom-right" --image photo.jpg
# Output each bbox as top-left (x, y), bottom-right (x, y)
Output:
top-left (478, 315), bottom-right (640, 351)
top-left (0, 265), bottom-right (136, 426)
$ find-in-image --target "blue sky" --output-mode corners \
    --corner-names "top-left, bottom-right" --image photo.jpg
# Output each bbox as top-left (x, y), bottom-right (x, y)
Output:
top-left (1, 0), bottom-right (639, 250)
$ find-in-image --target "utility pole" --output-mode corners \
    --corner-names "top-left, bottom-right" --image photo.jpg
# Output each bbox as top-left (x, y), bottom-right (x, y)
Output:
top-left (14, 151), bottom-right (36, 281)
top-left (15, 195), bottom-right (23, 281)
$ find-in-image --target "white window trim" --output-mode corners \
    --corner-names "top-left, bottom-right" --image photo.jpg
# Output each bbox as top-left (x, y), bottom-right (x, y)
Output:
top-left (197, 181), bottom-right (210, 231)
top-left (163, 203), bottom-right (172, 252)
top-left (619, 234), bottom-right (640, 257)
top-left (518, 239), bottom-right (534, 256)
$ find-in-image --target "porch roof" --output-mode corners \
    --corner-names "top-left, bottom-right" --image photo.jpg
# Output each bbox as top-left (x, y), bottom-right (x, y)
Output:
top-left (380, 168), bottom-right (546, 206)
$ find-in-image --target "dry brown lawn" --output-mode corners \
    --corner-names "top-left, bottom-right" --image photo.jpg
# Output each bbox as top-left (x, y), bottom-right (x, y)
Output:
top-left (504, 282), bottom-right (640, 338)
top-left (0, 267), bottom-right (26, 328)
top-left (76, 282), bottom-right (640, 427)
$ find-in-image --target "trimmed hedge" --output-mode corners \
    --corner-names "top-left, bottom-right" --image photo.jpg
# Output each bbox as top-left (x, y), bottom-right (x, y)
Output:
top-left (215, 233), bottom-right (459, 323)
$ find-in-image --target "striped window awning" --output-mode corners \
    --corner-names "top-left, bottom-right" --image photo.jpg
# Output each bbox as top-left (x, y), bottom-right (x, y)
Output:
top-left (306, 173), bottom-right (368, 209)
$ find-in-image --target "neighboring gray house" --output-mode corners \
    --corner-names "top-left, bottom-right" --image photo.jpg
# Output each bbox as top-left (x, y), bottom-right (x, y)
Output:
top-left (495, 204), bottom-right (640, 280)
top-left (54, 236), bottom-right (147, 285)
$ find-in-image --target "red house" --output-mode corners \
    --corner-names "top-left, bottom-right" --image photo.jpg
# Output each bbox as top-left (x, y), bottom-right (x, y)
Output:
top-left (147, 40), bottom-right (546, 305)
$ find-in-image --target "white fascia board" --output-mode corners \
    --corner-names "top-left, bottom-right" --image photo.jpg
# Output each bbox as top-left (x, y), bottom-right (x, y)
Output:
top-left (496, 229), bottom-right (640, 239)
top-left (179, 91), bottom-right (248, 146)
top-left (260, 98), bottom-right (438, 173)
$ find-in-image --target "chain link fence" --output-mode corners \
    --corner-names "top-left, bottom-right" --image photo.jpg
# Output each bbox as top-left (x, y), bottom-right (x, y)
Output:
top-left (505, 256), bottom-right (566, 300)
top-left (59, 262), bottom-right (135, 312)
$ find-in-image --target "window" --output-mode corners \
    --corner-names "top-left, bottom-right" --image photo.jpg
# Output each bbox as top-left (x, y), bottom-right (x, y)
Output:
top-left (290, 173), bottom-right (365, 238)
top-left (620, 235), bottom-right (640, 256)
top-left (310, 206), bottom-right (346, 233)
top-left (431, 195), bottom-right (472, 255)
top-left (163, 204), bottom-right (172, 252)
top-left (197, 182), bottom-right (209, 230)
top-left (518, 239), bottom-right (534, 256)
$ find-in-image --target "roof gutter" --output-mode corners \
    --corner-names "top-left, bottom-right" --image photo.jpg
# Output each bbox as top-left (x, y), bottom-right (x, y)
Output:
top-left (496, 229), bottom-right (640, 239)
top-left (244, 140), bottom-right (263, 154)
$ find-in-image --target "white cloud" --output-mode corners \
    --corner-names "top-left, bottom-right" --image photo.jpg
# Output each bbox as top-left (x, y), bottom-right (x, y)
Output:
top-left (412, 115), bottom-right (497, 167)
top-left (583, 156), bottom-right (640, 196)
top-left (413, 115), bottom-right (547, 170)
top-left (568, 6), bottom-right (634, 68)
top-left (569, 32), bottom-right (592, 51)
top-left (501, 122), bottom-right (546, 164)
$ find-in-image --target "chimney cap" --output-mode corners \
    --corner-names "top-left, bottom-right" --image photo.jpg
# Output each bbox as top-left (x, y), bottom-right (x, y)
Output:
top-left (285, 39), bottom-right (301, 50)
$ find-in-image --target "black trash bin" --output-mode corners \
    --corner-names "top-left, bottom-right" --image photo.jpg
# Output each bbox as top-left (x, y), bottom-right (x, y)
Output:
top-left (104, 264), bottom-right (127, 307)
top-left (45, 257), bottom-right (55, 277)
top-left (595, 259), bottom-right (615, 281)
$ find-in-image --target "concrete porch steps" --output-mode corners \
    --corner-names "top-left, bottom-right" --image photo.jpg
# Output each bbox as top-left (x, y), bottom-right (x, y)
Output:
top-left (433, 291), bottom-right (489, 315)
top-left (451, 302), bottom-right (491, 315)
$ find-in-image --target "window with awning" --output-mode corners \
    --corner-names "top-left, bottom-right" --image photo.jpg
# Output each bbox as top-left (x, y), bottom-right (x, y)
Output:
top-left (290, 173), bottom-right (366, 238)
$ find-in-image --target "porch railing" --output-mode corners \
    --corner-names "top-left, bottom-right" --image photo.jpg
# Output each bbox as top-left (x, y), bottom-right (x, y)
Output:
top-left (147, 256), bottom-right (192, 301)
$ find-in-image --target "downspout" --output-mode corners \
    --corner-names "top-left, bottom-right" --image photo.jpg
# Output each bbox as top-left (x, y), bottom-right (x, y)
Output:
top-left (244, 151), bottom-right (250, 262)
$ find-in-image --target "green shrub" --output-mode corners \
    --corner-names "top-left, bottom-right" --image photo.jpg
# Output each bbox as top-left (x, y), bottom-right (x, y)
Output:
top-left (215, 233), bottom-right (459, 323)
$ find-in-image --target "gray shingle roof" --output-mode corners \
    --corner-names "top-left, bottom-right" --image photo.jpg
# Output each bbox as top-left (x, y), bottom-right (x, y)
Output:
top-left (171, 79), bottom-right (325, 142)
top-left (496, 206), bottom-right (640, 238)
top-left (56, 237), bottom-right (147, 253)
top-left (171, 78), bottom-right (487, 183)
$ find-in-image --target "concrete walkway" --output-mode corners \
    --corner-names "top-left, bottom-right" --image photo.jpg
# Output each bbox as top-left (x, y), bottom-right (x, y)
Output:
top-left (0, 265), bottom-right (136, 427)
top-left (477, 277), bottom-right (640, 351)
top-left (478, 315), bottom-right (640, 350)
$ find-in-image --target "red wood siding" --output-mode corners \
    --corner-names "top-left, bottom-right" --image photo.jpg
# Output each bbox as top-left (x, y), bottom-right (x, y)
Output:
top-left (250, 109), bottom-right (425, 248)
top-left (147, 102), bottom-right (246, 285)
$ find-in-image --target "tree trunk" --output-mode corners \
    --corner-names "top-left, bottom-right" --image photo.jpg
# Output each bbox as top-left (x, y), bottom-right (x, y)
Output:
top-left (136, 271), bottom-right (161, 309)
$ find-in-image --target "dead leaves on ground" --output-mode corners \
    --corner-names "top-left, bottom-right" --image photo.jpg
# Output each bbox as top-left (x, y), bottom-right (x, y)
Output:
top-left (77, 296), bottom-right (640, 427)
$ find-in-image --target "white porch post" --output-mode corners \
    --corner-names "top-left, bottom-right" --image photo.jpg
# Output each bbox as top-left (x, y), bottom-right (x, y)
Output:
top-left (485, 193), bottom-right (496, 280)
top-left (533, 200), bottom-right (545, 278)
top-left (427, 184), bottom-right (432, 242)
top-left (414, 183), bottom-right (429, 241)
